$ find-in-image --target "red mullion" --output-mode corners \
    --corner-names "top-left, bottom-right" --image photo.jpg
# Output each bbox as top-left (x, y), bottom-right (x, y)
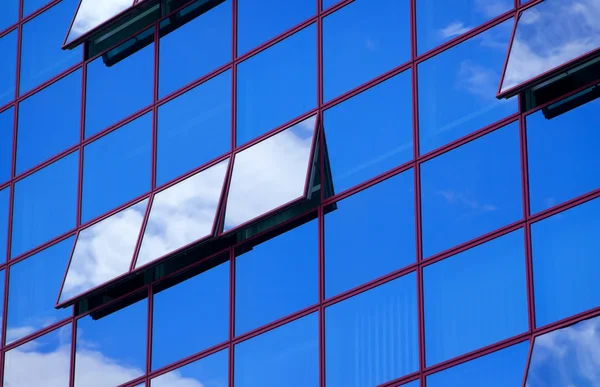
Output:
top-left (320, 0), bottom-right (354, 18)
top-left (231, 0), bottom-right (237, 151)
top-left (9, 229), bottom-right (77, 268)
top-left (317, 205), bottom-right (325, 387)
top-left (15, 62), bottom-right (83, 104)
top-left (20, 0), bottom-right (62, 23)
top-left (378, 374), bottom-right (421, 387)
top-left (69, 309), bottom-right (77, 387)
top-left (228, 248), bottom-right (235, 387)
top-left (533, 306), bottom-right (600, 337)
top-left (528, 186), bottom-right (600, 225)
top-left (0, 25), bottom-right (17, 41)
top-left (76, 49), bottom-right (87, 228)
top-left (522, 75), bottom-right (600, 116)
top-left (151, 22), bottom-right (159, 191)
top-left (146, 286), bottom-right (153, 380)
top-left (3, 315), bottom-right (72, 352)
top-left (0, 267), bottom-right (8, 383)
top-left (521, 339), bottom-right (534, 387)
top-left (495, 12), bottom-right (519, 97)
top-left (130, 195), bottom-right (154, 271)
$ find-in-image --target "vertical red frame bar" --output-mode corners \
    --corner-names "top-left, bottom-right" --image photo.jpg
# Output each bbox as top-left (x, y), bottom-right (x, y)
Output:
top-left (228, 248), bottom-right (235, 387)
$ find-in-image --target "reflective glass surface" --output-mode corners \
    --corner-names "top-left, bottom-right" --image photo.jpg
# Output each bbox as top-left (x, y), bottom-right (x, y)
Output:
top-left (235, 313), bottom-right (319, 387)
top-left (152, 349), bottom-right (228, 387)
top-left (75, 298), bottom-right (147, 387)
top-left (0, 0), bottom-right (18, 32)
top-left (424, 230), bottom-right (528, 366)
top-left (157, 71), bottom-right (231, 186)
top-left (20, 0), bottom-right (81, 95)
top-left (224, 116), bottom-right (316, 231)
top-left (421, 122), bottom-right (522, 257)
top-left (418, 21), bottom-right (516, 154)
top-left (11, 152), bottom-right (78, 258)
top-left (324, 70), bottom-right (413, 193)
top-left (158, 0), bottom-right (231, 98)
top-left (236, 25), bottom-right (316, 146)
top-left (82, 113), bottom-right (151, 224)
top-left (236, 220), bottom-right (317, 335)
top-left (322, 0), bottom-right (340, 9)
top-left (0, 271), bottom-right (3, 343)
top-left (66, 0), bottom-right (134, 45)
top-left (0, 107), bottom-right (12, 184)
top-left (0, 30), bottom-right (17, 107)
top-left (323, 0), bottom-right (410, 102)
top-left (326, 273), bottom-right (418, 387)
top-left (531, 197), bottom-right (600, 327)
top-left (399, 382), bottom-right (419, 387)
top-left (17, 70), bottom-right (81, 174)
top-left (23, 0), bottom-right (52, 17)
top-left (325, 170), bottom-right (415, 298)
top-left (152, 261), bottom-right (229, 370)
top-left (0, 188), bottom-right (8, 260)
top-left (59, 199), bottom-right (148, 303)
top-left (7, 237), bottom-right (74, 344)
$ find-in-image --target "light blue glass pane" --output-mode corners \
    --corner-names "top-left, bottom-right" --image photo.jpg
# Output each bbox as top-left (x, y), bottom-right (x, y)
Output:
top-left (158, 0), bottom-right (231, 98)
top-left (532, 197), bottom-right (600, 327)
top-left (7, 237), bottom-right (74, 344)
top-left (424, 230), bottom-right (528, 366)
top-left (325, 170), bottom-right (416, 298)
top-left (421, 122), bottom-right (522, 258)
top-left (0, 30), bottom-right (17, 107)
top-left (323, 0), bottom-right (410, 102)
top-left (235, 313), bottom-right (319, 387)
top-left (17, 70), bottom-right (81, 174)
top-left (11, 152), bottom-right (78, 258)
top-left (0, 107), bottom-right (12, 184)
top-left (326, 273), bottom-right (418, 387)
top-left (324, 70), bottom-right (413, 193)
top-left (152, 349), bottom-right (228, 387)
top-left (235, 219), bottom-right (318, 335)
top-left (418, 20), bottom-right (516, 154)
top-left (0, 188), bottom-right (8, 260)
top-left (236, 24), bottom-right (316, 146)
top-left (82, 113), bottom-right (151, 224)
top-left (0, 0), bottom-right (18, 32)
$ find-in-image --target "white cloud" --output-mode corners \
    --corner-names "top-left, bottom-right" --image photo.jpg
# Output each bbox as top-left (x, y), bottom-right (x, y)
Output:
top-left (439, 21), bottom-right (472, 39)
top-left (457, 60), bottom-right (499, 100)
top-left (69, 0), bottom-right (133, 40)
top-left (437, 189), bottom-right (498, 218)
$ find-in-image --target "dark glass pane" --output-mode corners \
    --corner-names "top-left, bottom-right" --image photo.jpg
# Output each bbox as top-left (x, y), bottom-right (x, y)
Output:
top-left (424, 230), bottom-right (528, 366)
top-left (427, 341), bottom-right (529, 387)
top-left (157, 71), bottom-right (231, 186)
top-left (66, 0), bottom-right (133, 45)
top-left (236, 24), bottom-right (316, 146)
top-left (158, 0), bottom-right (231, 98)
top-left (152, 261), bottom-right (229, 370)
top-left (0, 107), bottom-right (12, 184)
top-left (152, 349), bottom-right (228, 387)
top-left (236, 220), bottom-right (318, 335)
top-left (82, 113), bottom-right (151, 224)
top-left (20, 0), bottom-right (81, 95)
top-left (420, 122), bottom-right (522, 258)
top-left (11, 152), bottom-right (78, 258)
top-left (323, 0), bottom-right (410, 102)
top-left (17, 70), bottom-right (81, 174)
top-left (326, 273), bottom-right (418, 387)
top-left (324, 70), bottom-right (413, 193)
top-left (531, 197), bottom-right (600, 327)
top-left (7, 237), bottom-right (74, 344)
top-left (0, 0), bottom-right (18, 32)
top-left (75, 298), bottom-right (147, 387)
top-left (235, 313), bottom-right (319, 387)
top-left (418, 21), bottom-right (516, 154)
top-left (0, 188), bottom-right (8, 261)
top-left (325, 170), bottom-right (416, 298)
top-left (0, 30), bottom-right (17, 107)
top-left (237, 0), bottom-right (315, 55)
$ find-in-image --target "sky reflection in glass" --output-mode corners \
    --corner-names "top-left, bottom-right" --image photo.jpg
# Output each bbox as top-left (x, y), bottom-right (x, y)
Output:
top-left (0, 30), bottom-right (17, 107)
top-left (0, 188), bottom-right (8, 260)
top-left (0, 107), bottom-right (12, 184)
top-left (152, 349), bottom-right (228, 387)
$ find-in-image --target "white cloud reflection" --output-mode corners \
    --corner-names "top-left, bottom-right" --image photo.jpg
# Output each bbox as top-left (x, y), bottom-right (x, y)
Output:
top-left (440, 22), bottom-right (472, 39)
top-left (67, 0), bottom-right (134, 43)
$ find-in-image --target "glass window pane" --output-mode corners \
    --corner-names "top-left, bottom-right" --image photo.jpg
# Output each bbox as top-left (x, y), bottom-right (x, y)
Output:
top-left (23, 0), bottom-right (52, 17)
top-left (418, 21), bottom-right (516, 154)
top-left (237, 0), bottom-right (315, 55)
top-left (152, 349), bottom-right (228, 387)
top-left (158, 0), bottom-right (231, 98)
top-left (0, 0), bottom-right (18, 32)
top-left (20, 0), bottom-right (82, 95)
top-left (325, 170), bottom-right (416, 298)
top-left (0, 188), bottom-right (8, 260)
top-left (236, 219), bottom-right (317, 335)
top-left (11, 152), bottom-right (78, 258)
top-left (532, 197), bottom-right (600, 327)
top-left (75, 298), bottom-right (147, 387)
top-left (324, 70), bottom-right (413, 193)
top-left (323, 0), bottom-right (410, 102)
top-left (17, 70), bottom-right (81, 174)
top-left (7, 237), bottom-right (74, 344)
top-left (236, 25), bottom-right (316, 146)
top-left (235, 313), bottom-right (319, 387)
top-left (424, 230), bottom-right (528, 366)
top-left (82, 113), bottom-right (151, 224)
top-left (157, 71), bottom-right (231, 186)
top-left (0, 30), bottom-right (17, 107)
top-left (66, 0), bottom-right (133, 45)
top-left (0, 271), bottom-right (4, 343)
top-left (0, 107), bottom-right (13, 184)
top-left (420, 122), bottom-right (522, 258)
top-left (399, 382), bottom-right (419, 387)
top-left (322, 0), bottom-right (339, 9)
top-left (152, 261), bottom-right (229, 370)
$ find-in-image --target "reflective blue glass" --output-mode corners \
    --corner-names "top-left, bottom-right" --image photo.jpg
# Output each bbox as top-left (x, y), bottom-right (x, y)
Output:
top-left (158, 0), bottom-right (231, 98)
top-left (82, 113), bottom-right (151, 224)
top-left (23, 0), bottom-right (52, 17)
top-left (235, 313), bottom-right (319, 387)
top-left (0, 30), bottom-right (17, 107)
top-left (16, 70), bottom-right (81, 174)
top-left (0, 188), bottom-right (8, 260)
top-left (236, 24), bottom-right (316, 146)
top-left (0, 271), bottom-right (4, 343)
top-left (235, 219), bottom-right (318, 335)
top-left (152, 261), bottom-right (229, 370)
top-left (322, 0), bottom-right (339, 9)
top-left (7, 237), bottom-right (74, 344)
top-left (325, 170), bottom-right (415, 298)
top-left (323, 0), bottom-right (410, 102)
top-left (399, 382), bottom-right (419, 387)
top-left (324, 70), bottom-right (413, 193)
top-left (152, 349), bottom-right (228, 387)
top-left (11, 152), bottom-right (78, 258)
top-left (418, 21), bottom-right (516, 154)
top-left (532, 197), bottom-right (600, 327)
top-left (421, 122), bottom-right (522, 257)
top-left (326, 273), bottom-right (418, 387)
top-left (424, 230), bottom-right (528, 366)
top-left (0, 107), bottom-right (12, 184)
top-left (20, 0), bottom-right (81, 95)
top-left (157, 71), bottom-right (230, 186)
top-left (0, 0), bottom-right (18, 32)
top-left (237, 0), bottom-right (315, 55)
